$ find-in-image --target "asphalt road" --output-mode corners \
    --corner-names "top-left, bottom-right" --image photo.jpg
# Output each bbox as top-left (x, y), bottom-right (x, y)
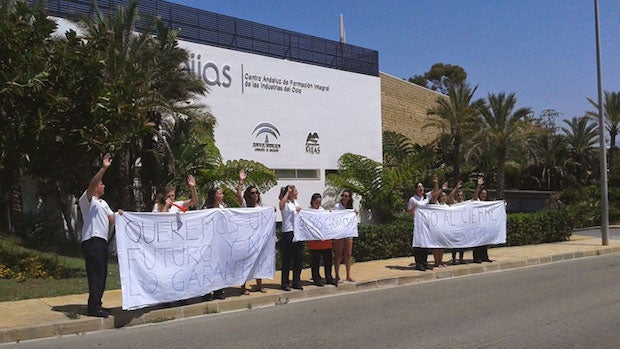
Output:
top-left (573, 226), bottom-right (620, 240)
top-left (4, 253), bottom-right (619, 349)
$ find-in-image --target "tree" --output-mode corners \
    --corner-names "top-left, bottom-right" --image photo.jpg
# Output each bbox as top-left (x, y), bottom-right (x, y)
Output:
top-left (474, 92), bottom-right (536, 199)
top-left (0, 0), bottom-right (59, 234)
top-left (587, 91), bottom-right (620, 161)
top-left (562, 117), bottom-right (598, 187)
top-left (76, 0), bottom-right (209, 210)
top-left (426, 83), bottom-right (483, 183)
top-left (408, 63), bottom-right (467, 94)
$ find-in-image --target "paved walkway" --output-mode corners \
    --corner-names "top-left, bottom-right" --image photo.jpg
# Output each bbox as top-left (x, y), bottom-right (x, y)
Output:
top-left (1, 232), bottom-right (619, 344)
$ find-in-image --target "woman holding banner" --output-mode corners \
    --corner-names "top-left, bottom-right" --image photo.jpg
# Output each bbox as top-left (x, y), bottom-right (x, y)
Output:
top-left (333, 190), bottom-right (356, 283)
top-left (431, 188), bottom-right (449, 268)
top-left (448, 180), bottom-right (468, 265)
top-left (236, 169), bottom-right (267, 294)
top-left (152, 175), bottom-right (198, 213)
top-left (406, 175), bottom-right (442, 272)
top-left (205, 186), bottom-right (227, 300)
top-left (307, 193), bottom-right (337, 287)
top-left (472, 177), bottom-right (493, 263)
top-left (279, 185), bottom-right (303, 291)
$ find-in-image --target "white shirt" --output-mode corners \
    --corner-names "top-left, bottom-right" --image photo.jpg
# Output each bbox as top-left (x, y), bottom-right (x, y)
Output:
top-left (79, 191), bottom-right (113, 242)
top-left (407, 191), bottom-right (432, 211)
top-left (281, 200), bottom-right (299, 232)
top-left (152, 200), bottom-right (185, 213)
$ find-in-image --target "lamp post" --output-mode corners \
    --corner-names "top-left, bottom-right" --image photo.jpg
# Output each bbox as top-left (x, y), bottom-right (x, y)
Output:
top-left (594, 0), bottom-right (609, 245)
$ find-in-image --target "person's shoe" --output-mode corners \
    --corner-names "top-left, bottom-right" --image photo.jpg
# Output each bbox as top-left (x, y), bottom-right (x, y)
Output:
top-left (314, 281), bottom-right (325, 287)
top-left (282, 285), bottom-right (291, 291)
top-left (459, 260), bottom-right (466, 264)
top-left (414, 264), bottom-right (426, 271)
top-left (87, 308), bottom-right (110, 318)
top-left (473, 259), bottom-right (483, 264)
top-left (202, 293), bottom-right (214, 301)
top-left (424, 264), bottom-right (434, 270)
top-left (292, 283), bottom-right (304, 290)
top-left (214, 290), bottom-right (225, 300)
top-left (483, 259), bottom-right (493, 263)
top-left (326, 278), bottom-right (338, 286)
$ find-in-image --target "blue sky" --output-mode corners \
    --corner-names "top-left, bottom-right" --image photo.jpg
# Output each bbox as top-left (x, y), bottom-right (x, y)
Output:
top-left (168, 0), bottom-right (619, 125)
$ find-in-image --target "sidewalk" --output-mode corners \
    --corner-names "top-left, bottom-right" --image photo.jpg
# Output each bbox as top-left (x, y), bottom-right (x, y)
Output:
top-left (1, 234), bottom-right (619, 344)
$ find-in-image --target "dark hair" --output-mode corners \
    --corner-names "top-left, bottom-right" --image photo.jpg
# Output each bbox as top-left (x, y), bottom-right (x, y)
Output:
top-left (205, 187), bottom-right (221, 208)
top-left (340, 190), bottom-right (354, 209)
top-left (279, 185), bottom-right (295, 200)
top-left (310, 193), bottom-right (322, 206)
top-left (243, 186), bottom-right (261, 207)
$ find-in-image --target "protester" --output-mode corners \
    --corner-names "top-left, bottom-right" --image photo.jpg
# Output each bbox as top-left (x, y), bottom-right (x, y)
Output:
top-left (406, 174), bottom-right (443, 271)
top-left (79, 153), bottom-right (120, 318)
top-left (333, 190), bottom-right (357, 283)
top-left (278, 185), bottom-right (303, 291)
top-left (472, 177), bottom-right (493, 263)
top-left (448, 180), bottom-right (467, 265)
top-left (306, 193), bottom-right (336, 287)
top-left (431, 187), bottom-right (449, 268)
top-left (236, 169), bottom-right (266, 294)
top-left (205, 186), bottom-right (227, 300)
top-left (152, 175), bottom-right (198, 212)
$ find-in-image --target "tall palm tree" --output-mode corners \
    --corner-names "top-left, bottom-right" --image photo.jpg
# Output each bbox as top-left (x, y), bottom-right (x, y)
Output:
top-left (474, 92), bottom-right (535, 199)
top-left (562, 116), bottom-right (598, 187)
top-left (78, 0), bottom-right (209, 210)
top-left (426, 83), bottom-right (483, 183)
top-left (587, 91), bottom-right (620, 161)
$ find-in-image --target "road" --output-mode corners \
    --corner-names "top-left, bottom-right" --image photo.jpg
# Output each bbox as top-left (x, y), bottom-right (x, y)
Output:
top-left (4, 253), bottom-right (619, 349)
top-left (573, 226), bottom-right (620, 240)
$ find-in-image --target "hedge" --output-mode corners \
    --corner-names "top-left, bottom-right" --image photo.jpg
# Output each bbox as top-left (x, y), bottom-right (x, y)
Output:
top-left (351, 208), bottom-right (575, 262)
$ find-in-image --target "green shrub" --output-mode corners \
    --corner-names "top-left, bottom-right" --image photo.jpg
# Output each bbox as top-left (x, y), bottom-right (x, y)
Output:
top-left (506, 208), bottom-right (572, 246)
top-left (353, 216), bottom-right (413, 262)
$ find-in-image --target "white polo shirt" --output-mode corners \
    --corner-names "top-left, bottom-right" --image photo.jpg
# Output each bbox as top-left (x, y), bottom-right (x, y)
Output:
top-left (79, 191), bottom-right (113, 242)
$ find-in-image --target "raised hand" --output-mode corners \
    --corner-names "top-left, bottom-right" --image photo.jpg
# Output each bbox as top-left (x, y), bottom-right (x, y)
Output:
top-left (187, 174), bottom-right (196, 187)
top-left (102, 153), bottom-right (112, 168)
top-left (239, 169), bottom-right (247, 182)
top-left (477, 177), bottom-right (485, 186)
top-left (457, 180), bottom-right (463, 188)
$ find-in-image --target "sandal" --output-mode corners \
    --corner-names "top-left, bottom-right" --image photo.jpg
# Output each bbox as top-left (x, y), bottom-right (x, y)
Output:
top-left (258, 288), bottom-right (267, 293)
top-left (242, 288), bottom-right (250, 295)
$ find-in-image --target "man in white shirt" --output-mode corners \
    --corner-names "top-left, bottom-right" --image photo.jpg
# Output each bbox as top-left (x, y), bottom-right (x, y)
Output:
top-left (79, 153), bottom-right (116, 318)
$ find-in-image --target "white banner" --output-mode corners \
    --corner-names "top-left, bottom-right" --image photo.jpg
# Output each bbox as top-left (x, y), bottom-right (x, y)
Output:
top-left (413, 201), bottom-right (506, 248)
top-left (293, 209), bottom-right (358, 241)
top-left (114, 207), bottom-right (276, 310)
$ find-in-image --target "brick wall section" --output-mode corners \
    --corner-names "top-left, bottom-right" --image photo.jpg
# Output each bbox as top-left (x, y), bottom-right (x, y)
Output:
top-left (380, 72), bottom-right (445, 145)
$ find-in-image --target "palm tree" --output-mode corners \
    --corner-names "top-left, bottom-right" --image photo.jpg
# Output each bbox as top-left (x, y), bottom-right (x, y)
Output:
top-left (587, 91), bottom-right (620, 161)
top-left (78, 0), bottom-right (209, 210)
top-left (474, 92), bottom-right (535, 199)
top-left (426, 83), bottom-right (483, 183)
top-left (562, 117), bottom-right (598, 187)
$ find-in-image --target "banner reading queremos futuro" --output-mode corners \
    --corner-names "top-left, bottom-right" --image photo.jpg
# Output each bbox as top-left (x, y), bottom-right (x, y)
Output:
top-left (413, 200), bottom-right (506, 248)
top-left (114, 207), bottom-right (276, 310)
top-left (293, 209), bottom-right (358, 241)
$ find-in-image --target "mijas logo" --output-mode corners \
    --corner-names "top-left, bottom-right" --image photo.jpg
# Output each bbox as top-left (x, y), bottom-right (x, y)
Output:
top-left (252, 122), bottom-right (281, 153)
top-left (305, 132), bottom-right (320, 155)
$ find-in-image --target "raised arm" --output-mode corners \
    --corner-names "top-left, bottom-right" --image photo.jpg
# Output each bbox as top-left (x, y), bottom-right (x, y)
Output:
top-left (279, 186), bottom-right (291, 210)
top-left (473, 177), bottom-right (484, 200)
top-left (183, 174), bottom-right (198, 208)
top-left (86, 153), bottom-right (112, 201)
top-left (448, 180), bottom-right (463, 204)
top-left (236, 169), bottom-right (246, 206)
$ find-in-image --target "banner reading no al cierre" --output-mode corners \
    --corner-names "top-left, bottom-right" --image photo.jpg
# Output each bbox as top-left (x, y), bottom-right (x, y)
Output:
top-left (413, 200), bottom-right (506, 248)
top-left (114, 207), bottom-right (276, 310)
